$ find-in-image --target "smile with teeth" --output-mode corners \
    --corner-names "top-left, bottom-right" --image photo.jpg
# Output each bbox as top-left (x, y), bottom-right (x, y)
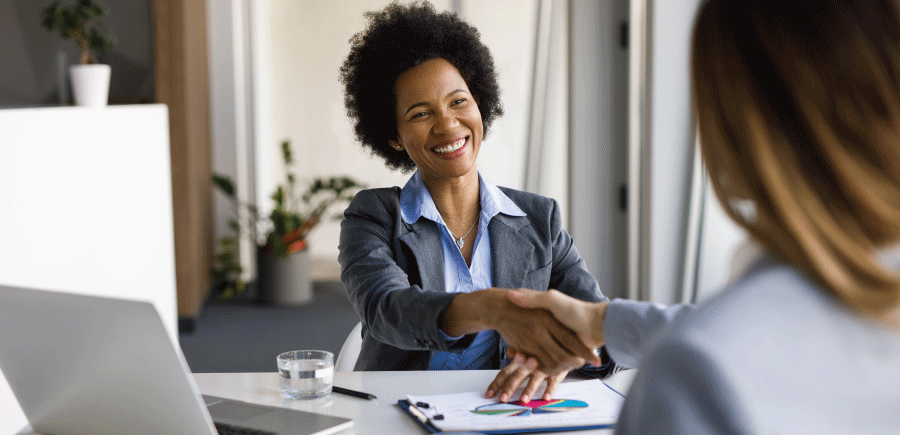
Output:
top-left (432, 137), bottom-right (467, 154)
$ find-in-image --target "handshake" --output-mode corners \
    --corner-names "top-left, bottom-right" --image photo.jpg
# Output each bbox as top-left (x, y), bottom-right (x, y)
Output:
top-left (484, 289), bottom-right (611, 404)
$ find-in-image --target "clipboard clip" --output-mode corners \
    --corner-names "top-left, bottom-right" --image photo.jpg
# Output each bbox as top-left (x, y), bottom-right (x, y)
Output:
top-left (401, 400), bottom-right (495, 434)
top-left (410, 401), bottom-right (444, 422)
top-left (407, 402), bottom-right (430, 424)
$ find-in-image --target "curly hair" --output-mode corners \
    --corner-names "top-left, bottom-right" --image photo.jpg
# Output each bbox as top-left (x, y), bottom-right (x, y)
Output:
top-left (340, 1), bottom-right (503, 172)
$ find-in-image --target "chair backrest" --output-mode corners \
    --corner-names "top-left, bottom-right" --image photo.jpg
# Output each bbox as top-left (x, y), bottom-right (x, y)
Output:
top-left (335, 322), bottom-right (363, 372)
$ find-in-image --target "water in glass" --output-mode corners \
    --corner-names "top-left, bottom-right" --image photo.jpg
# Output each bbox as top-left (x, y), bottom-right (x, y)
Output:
top-left (278, 355), bottom-right (333, 399)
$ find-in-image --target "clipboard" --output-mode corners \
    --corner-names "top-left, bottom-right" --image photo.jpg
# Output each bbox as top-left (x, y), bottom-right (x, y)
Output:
top-left (397, 379), bottom-right (623, 434)
top-left (398, 399), bottom-right (613, 434)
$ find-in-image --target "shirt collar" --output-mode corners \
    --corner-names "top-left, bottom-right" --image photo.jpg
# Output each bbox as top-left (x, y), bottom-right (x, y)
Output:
top-left (400, 171), bottom-right (525, 225)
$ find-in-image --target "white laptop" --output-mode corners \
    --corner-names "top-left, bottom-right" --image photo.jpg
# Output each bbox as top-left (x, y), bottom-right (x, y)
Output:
top-left (0, 284), bottom-right (353, 435)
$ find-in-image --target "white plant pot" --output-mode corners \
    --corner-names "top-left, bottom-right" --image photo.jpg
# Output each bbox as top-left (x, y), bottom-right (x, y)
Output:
top-left (257, 248), bottom-right (313, 306)
top-left (70, 64), bottom-right (111, 107)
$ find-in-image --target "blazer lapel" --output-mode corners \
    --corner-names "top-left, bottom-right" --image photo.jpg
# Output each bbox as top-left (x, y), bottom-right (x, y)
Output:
top-left (490, 215), bottom-right (533, 289)
top-left (399, 219), bottom-right (446, 293)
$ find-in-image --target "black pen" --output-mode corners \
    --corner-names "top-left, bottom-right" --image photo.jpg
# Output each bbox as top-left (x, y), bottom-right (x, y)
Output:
top-left (332, 385), bottom-right (377, 400)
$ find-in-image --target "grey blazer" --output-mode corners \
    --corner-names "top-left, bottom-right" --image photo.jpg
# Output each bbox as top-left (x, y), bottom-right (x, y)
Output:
top-left (610, 257), bottom-right (900, 434)
top-left (338, 186), bottom-right (608, 371)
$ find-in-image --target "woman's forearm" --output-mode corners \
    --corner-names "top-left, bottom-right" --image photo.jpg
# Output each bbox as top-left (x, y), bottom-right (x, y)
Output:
top-left (438, 288), bottom-right (505, 336)
top-left (441, 288), bottom-right (600, 373)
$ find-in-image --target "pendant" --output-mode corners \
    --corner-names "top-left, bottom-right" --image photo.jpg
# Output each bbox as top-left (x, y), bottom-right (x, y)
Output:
top-left (456, 237), bottom-right (465, 250)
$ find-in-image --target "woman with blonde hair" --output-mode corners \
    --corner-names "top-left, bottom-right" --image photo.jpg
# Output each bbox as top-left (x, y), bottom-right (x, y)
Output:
top-left (502, 0), bottom-right (900, 432)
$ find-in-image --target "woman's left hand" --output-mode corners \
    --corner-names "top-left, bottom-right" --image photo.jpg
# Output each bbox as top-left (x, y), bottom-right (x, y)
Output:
top-left (484, 348), bottom-right (569, 403)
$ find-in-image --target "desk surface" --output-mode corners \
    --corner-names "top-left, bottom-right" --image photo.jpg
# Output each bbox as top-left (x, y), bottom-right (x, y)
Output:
top-left (198, 370), bottom-right (636, 435)
top-left (16, 370), bottom-right (636, 435)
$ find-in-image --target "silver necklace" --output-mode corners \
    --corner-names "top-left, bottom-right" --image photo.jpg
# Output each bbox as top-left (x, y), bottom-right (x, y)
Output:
top-left (450, 219), bottom-right (478, 250)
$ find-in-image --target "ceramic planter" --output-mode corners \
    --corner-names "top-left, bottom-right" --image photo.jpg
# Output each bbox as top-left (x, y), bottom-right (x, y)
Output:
top-left (257, 248), bottom-right (313, 306)
top-left (70, 64), bottom-right (111, 107)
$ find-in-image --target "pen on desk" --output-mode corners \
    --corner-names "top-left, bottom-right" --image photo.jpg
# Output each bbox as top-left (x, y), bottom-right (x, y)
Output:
top-left (332, 386), bottom-right (377, 400)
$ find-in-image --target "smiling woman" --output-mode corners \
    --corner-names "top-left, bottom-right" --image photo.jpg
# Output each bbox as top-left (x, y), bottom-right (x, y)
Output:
top-left (224, 0), bottom-right (577, 270)
top-left (335, 1), bottom-right (617, 406)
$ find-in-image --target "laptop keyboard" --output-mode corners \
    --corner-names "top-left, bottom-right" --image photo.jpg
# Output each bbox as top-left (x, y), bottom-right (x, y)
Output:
top-left (214, 422), bottom-right (276, 435)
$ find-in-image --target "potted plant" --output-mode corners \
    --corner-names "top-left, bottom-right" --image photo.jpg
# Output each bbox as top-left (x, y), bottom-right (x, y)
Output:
top-left (42, 0), bottom-right (117, 107)
top-left (212, 139), bottom-right (364, 304)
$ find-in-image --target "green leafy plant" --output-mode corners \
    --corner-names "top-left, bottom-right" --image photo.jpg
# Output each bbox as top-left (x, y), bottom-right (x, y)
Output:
top-left (42, 0), bottom-right (117, 65)
top-left (212, 139), bottom-right (364, 299)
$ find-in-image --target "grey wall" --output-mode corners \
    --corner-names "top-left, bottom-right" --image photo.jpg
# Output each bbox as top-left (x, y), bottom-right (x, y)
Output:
top-left (0, 0), bottom-right (154, 107)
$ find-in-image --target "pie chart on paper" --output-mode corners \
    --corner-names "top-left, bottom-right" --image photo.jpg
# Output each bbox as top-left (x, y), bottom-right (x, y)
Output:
top-left (472, 399), bottom-right (589, 417)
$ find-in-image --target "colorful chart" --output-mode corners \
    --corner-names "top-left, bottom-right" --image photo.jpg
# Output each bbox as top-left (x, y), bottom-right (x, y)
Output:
top-left (471, 399), bottom-right (588, 417)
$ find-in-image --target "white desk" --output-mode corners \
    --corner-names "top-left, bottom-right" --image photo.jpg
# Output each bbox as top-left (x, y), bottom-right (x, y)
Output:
top-left (195, 370), bottom-right (637, 435)
top-left (14, 370), bottom-right (636, 434)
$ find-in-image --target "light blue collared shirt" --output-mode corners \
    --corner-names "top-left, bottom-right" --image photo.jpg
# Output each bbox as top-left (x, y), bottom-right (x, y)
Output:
top-left (400, 171), bottom-right (526, 370)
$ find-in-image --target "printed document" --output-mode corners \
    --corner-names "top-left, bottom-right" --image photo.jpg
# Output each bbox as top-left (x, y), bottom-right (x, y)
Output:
top-left (405, 379), bottom-right (624, 432)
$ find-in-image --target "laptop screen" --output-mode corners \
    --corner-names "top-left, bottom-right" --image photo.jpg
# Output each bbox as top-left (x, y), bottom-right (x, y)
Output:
top-left (0, 285), bottom-right (351, 435)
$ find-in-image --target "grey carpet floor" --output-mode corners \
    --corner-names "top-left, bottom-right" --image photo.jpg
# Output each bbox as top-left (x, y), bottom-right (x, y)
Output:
top-left (178, 281), bottom-right (361, 373)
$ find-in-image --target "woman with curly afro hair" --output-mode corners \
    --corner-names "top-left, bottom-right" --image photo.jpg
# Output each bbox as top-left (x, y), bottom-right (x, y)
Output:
top-left (337, 1), bottom-right (618, 403)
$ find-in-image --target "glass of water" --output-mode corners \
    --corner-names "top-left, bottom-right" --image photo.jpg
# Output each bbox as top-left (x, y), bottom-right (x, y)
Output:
top-left (277, 350), bottom-right (334, 399)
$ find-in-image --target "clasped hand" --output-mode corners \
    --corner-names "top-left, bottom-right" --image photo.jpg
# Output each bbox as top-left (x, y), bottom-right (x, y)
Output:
top-left (471, 289), bottom-right (598, 402)
top-left (484, 289), bottom-right (609, 403)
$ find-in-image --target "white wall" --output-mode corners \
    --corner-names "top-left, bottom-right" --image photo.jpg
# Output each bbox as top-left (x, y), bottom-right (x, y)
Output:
top-left (263, 0), bottom-right (414, 263)
top-left (693, 174), bottom-right (749, 302)
top-left (461, 0), bottom-right (539, 193)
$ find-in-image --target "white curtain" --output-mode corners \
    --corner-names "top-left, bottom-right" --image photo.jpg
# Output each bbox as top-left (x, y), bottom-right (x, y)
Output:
top-left (628, 0), bottom-right (748, 304)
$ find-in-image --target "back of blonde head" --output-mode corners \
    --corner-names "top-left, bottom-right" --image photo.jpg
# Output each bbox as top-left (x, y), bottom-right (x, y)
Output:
top-left (692, 1), bottom-right (900, 314)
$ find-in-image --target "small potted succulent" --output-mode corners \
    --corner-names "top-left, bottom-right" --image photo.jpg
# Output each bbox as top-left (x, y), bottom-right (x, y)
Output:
top-left (42, 0), bottom-right (117, 106)
top-left (212, 139), bottom-right (364, 304)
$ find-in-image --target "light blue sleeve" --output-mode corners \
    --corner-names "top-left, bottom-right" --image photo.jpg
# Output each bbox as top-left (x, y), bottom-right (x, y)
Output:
top-left (603, 299), bottom-right (696, 368)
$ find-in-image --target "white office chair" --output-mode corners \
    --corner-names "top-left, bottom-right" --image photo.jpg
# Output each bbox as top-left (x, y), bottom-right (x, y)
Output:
top-left (335, 322), bottom-right (363, 372)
